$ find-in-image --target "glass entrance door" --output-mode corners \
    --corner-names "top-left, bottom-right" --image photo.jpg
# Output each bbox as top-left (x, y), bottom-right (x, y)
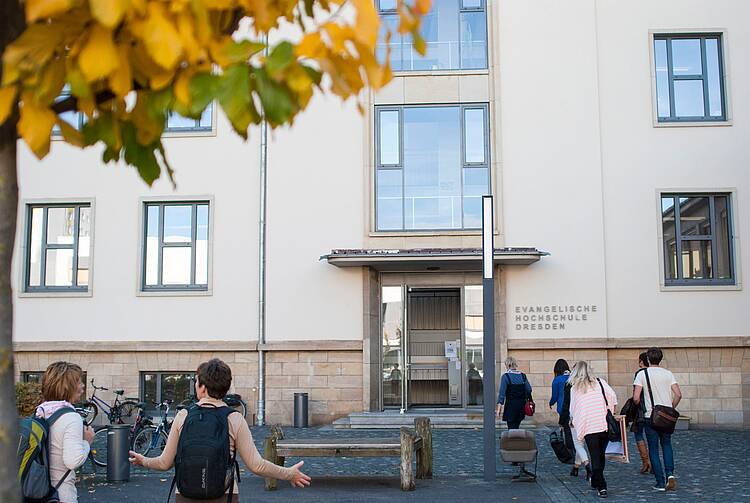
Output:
top-left (405, 288), bottom-right (462, 407)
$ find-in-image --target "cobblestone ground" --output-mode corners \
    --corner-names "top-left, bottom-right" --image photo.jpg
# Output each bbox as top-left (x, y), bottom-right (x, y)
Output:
top-left (77, 426), bottom-right (749, 503)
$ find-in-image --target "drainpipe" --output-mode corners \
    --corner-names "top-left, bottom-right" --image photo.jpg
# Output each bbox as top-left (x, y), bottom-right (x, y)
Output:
top-left (257, 37), bottom-right (269, 426)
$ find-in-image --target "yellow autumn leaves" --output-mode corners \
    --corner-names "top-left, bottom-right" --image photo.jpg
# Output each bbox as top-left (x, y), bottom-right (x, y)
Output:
top-left (0, 0), bottom-right (430, 184)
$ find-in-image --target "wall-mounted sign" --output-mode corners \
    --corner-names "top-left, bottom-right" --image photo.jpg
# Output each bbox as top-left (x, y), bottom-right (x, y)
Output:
top-left (512, 304), bottom-right (598, 331)
top-left (444, 340), bottom-right (458, 358)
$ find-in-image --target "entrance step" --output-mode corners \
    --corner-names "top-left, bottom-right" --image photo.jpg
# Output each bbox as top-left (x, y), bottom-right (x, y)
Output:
top-left (333, 409), bottom-right (541, 430)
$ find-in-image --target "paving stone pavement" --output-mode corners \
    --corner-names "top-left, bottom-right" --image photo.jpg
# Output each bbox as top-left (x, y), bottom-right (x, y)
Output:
top-left (76, 426), bottom-right (749, 503)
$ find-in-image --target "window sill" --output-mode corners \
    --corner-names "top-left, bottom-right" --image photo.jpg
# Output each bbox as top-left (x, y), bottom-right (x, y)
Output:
top-left (369, 230), bottom-right (498, 237)
top-left (391, 69), bottom-right (489, 78)
top-left (137, 288), bottom-right (213, 297)
top-left (18, 290), bottom-right (92, 298)
top-left (659, 283), bottom-right (741, 292)
top-left (162, 129), bottom-right (217, 138)
top-left (653, 119), bottom-right (732, 128)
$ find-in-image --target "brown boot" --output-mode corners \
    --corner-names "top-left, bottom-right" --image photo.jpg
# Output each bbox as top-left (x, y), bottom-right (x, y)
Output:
top-left (636, 440), bottom-right (651, 474)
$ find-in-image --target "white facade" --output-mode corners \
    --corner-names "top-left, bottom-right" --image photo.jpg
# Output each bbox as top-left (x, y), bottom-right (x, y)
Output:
top-left (13, 0), bottom-right (750, 426)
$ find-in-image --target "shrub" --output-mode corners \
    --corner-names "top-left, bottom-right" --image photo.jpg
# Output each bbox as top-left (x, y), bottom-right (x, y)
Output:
top-left (16, 381), bottom-right (43, 417)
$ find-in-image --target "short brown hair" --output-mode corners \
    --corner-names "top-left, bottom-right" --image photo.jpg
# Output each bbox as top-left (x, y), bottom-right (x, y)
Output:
top-left (197, 359), bottom-right (232, 399)
top-left (41, 361), bottom-right (83, 402)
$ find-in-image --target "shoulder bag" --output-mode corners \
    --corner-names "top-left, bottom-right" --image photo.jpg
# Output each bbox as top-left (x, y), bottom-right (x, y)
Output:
top-left (644, 369), bottom-right (680, 434)
top-left (597, 379), bottom-right (621, 442)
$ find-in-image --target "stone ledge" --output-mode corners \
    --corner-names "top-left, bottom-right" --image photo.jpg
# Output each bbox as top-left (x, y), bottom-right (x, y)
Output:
top-left (14, 339), bottom-right (363, 352)
top-left (508, 336), bottom-right (749, 349)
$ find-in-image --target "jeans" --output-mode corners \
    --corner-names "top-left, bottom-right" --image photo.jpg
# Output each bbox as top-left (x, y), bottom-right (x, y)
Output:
top-left (569, 426), bottom-right (589, 465)
top-left (633, 422), bottom-right (645, 442)
top-left (644, 419), bottom-right (675, 487)
top-left (584, 431), bottom-right (609, 490)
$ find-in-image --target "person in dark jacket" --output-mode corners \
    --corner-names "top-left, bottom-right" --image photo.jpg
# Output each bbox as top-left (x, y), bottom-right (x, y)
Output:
top-left (633, 352), bottom-right (651, 474)
top-left (495, 356), bottom-right (532, 429)
top-left (549, 358), bottom-right (570, 414)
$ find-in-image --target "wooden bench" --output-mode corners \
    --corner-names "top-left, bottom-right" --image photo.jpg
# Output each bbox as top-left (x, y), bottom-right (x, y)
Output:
top-left (263, 417), bottom-right (433, 491)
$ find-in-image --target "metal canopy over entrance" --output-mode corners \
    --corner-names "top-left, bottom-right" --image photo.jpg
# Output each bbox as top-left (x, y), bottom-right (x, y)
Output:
top-left (321, 247), bottom-right (548, 272)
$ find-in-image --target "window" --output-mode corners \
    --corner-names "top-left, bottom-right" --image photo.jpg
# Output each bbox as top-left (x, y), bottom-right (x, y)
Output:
top-left (375, 104), bottom-right (490, 231)
top-left (377, 0), bottom-right (487, 71)
top-left (142, 201), bottom-right (210, 291)
top-left (654, 34), bottom-right (726, 122)
top-left (21, 371), bottom-right (88, 396)
top-left (141, 372), bottom-right (194, 409)
top-left (661, 194), bottom-right (734, 285)
top-left (165, 102), bottom-right (214, 132)
top-left (24, 203), bottom-right (92, 292)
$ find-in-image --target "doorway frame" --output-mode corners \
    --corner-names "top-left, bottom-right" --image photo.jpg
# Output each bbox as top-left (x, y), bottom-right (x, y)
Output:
top-left (378, 272), bottom-right (483, 412)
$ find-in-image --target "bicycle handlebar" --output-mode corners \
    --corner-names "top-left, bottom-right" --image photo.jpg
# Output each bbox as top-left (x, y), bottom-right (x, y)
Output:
top-left (90, 378), bottom-right (108, 392)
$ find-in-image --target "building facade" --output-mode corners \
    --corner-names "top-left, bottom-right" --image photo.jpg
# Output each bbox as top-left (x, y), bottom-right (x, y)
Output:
top-left (12, 0), bottom-right (750, 428)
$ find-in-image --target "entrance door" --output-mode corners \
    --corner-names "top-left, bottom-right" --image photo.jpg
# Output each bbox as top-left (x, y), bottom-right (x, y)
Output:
top-left (405, 288), bottom-right (462, 407)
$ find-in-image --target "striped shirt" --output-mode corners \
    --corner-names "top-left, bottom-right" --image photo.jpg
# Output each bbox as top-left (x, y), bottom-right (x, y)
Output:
top-left (570, 379), bottom-right (617, 441)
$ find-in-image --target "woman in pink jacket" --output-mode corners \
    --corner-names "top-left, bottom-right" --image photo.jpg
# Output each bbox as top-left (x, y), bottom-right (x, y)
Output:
top-left (569, 361), bottom-right (617, 499)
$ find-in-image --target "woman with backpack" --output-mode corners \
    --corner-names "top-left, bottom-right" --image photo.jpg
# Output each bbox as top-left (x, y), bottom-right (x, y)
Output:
top-left (569, 361), bottom-right (618, 499)
top-left (36, 361), bottom-right (94, 503)
top-left (129, 358), bottom-right (310, 502)
top-left (494, 356), bottom-right (532, 430)
top-left (554, 360), bottom-right (592, 480)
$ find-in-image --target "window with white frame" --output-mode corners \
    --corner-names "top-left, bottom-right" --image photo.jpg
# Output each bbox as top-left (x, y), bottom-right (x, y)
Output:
top-left (661, 193), bottom-right (734, 285)
top-left (377, 0), bottom-right (487, 71)
top-left (653, 34), bottom-right (726, 122)
top-left (142, 201), bottom-right (210, 291)
top-left (375, 104), bottom-right (490, 231)
top-left (165, 102), bottom-right (214, 132)
top-left (24, 203), bottom-right (92, 292)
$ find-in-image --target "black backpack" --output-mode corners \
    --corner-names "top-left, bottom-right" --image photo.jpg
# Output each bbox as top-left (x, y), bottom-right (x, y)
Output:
top-left (17, 407), bottom-right (77, 503)
top-left (170, 405), bottom-right (239, 502)
top-left (549, 428), bottom-right (574, 464)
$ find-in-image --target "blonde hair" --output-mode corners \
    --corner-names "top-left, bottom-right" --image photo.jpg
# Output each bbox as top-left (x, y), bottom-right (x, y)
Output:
top-left (568, 361), bottom-right (595, 392)
top-left (41, 361), bottom-right (83, 402)
top-left (505, 356), bottom-right (518, 370)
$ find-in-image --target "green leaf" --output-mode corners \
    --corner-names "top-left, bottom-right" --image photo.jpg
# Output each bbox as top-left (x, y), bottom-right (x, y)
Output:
top-left (146, 88), bottom-right (173, 122)
top-left (82, 113), bottom-right (118, 149)
top-left (67, 68), bottom-right (91, 99)
top-left (265, 41), bottom-right (294, 76)
top-left (217, 64), bottom-right (258, 138)
top-left (302, 64), bottom-right (323, 86)
top-left (252, 68), bottom-right (294, 126)
top-left (122, 122), bottom-right (161, 186)
top-left (187, 72), bottom-right (221, 117)
top-left (218, 40), bottom-right (265, 66)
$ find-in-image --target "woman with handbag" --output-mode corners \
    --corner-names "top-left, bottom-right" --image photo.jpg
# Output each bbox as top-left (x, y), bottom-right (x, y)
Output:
top-left (569, 361), bottom-right (618, 499)
top-left (559, 364), bottom-right (592, 480)
top-left (495, 356), bottom-right (532, 429)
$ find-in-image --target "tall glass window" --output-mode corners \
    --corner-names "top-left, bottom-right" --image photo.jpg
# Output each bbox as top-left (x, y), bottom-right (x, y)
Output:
top-left (377, 0), bottom-right (487, 71)
top-left (661, 194), bottom-right (734, 285)
top-left (142, 201), bottom-right (210, 291)
top-left (376, 104), bottom-right (489, 231)
top-left (464, 285), bottom-right (483, 406)
top-left (25, 203), bottom-right (92, 292)
top-left (654, 34), bottom-right (726, 122)
top-left (382, 286), bottom-right (404, 407)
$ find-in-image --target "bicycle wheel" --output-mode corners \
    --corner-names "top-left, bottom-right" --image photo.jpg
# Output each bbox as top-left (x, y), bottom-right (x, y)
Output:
top-left (118, 400), bottom-right (140, 422)
top-left (77, 401), bottom-right (98, 426)
top-left (90, 427), bottom-right (109, 467)
top-left (133, 427), bottom-right (168, 457)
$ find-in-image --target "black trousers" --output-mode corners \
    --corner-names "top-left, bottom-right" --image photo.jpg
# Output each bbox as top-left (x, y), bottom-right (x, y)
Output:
top-left (507, 419), bottom-right (522, 429)
top-left (584, 431), bottom-right (609, 490)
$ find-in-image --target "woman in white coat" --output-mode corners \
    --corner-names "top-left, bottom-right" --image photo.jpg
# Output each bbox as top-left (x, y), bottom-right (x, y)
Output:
top-left (36, 362), bottom-right (95, 503)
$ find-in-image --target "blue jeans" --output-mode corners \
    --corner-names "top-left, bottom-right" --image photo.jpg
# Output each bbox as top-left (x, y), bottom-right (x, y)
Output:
top-left (633, 422), bottom-right (645, 442)
top-left (644, 420), bottom-right (674, 487)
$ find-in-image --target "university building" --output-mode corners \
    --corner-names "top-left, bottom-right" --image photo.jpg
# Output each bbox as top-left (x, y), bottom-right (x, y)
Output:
top-left (13, 0), bottom-right (750, 428)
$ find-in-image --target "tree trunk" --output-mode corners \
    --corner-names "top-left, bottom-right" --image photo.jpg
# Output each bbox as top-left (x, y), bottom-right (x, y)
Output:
top-left (0, 2), bottom-right (25, 502)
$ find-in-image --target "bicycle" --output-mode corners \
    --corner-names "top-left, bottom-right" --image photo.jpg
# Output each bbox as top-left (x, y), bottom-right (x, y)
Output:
top-left (78, 379), bottom-right (140, 426)
top-left (131, 400), bottom-right (173, 457)
top-left (74, 406), bottom-right (103, 471)
top-left (87, 401), bottom-right (153, 468)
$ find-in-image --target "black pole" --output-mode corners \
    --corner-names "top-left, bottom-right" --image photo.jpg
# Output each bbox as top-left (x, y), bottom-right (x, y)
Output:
top-left (482, 195), bottom-right (496, 481)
